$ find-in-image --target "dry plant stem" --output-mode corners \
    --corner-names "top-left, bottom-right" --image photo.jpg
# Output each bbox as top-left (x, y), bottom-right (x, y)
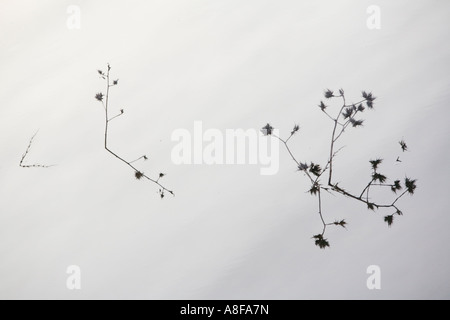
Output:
top-left (273, 134), bottom-right (330, 233)
top-left (318, 189), bottom-right (327, 236)
top-left (325, 94), bottom-right (409, 207)
top-left (129, 156), bottom-right (147, 164)
top-left (19, 131), bottom-right (54, 168)
top-left (273, 134), bottom-right (314, 183)
top-left (331, 183), bottom-right (406, 210)
top-left (101, 65), bottom-right (174, 196)
top-left (328, 94), bottom-right (347, 186)
top-left (271, 90), bottom-right (415, 247)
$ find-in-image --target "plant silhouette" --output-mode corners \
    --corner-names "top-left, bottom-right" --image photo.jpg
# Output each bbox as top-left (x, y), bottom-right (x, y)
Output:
top-left (263, 89), bottom-right (417, 249)
top-left (95, 64), bottom-right (173, 198)
top-left (19, 130), bottom-right (54, 168)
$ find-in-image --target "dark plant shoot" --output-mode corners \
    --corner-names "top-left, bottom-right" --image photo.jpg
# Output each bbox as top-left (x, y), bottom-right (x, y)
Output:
top-left (264, 89), bottom-right (417, 249)
top-left (95, 64), bottom-right (174, 198)
top-left (19, 130), bottom-right (54, 169)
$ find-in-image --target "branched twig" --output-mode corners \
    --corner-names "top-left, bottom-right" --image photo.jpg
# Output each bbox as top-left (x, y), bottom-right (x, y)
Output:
top-left (95, 64), bottom-right (174, 198)
top-left (129, 155), bottom-right (148, 164)
top-left (19, 131), bottom-right (54, 168)
top-left (263, 89), bottom-right (417, 249)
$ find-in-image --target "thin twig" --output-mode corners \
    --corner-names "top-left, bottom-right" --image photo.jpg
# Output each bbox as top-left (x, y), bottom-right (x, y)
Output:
top-left (327, 94), bottom-right (348, 185)
top-left (271, 89), bottom-right (415, 248)
top-left (98, 64), bottom-right (174, 197)
top-left (19, 131), bottom-right (54, 168)
top-left (318, 189), bottom-right (327, 236)
top-left (129, 155), bottom-right (148, 164)
top-left (273, 134), bottom-right (315, 183)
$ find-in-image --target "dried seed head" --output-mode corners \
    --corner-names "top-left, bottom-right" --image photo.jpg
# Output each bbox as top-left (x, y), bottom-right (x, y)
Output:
top-left (313, 234), bottom-right (330, 249)
top-left (261, 123), bottom-right (274, 136)
top-left (324, 89), bottom-right (334, 99)
top-left (135, 171), bottom-right (144, 180)
top-left (95, 93), bottom-right (104, 102)
top-left (384, 215), bottom-right (394, 227)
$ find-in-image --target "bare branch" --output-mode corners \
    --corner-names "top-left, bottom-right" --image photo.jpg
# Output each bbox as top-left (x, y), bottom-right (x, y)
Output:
top-left (96, 64), bottom-right (174, 198)
top-left (19, 131), bottom-right (54, 168)
top-left (266, 89), bottom-right (416, 249)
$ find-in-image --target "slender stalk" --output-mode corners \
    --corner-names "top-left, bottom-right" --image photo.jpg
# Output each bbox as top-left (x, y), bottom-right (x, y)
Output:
top-left (273, 134), bottom-right (315, 183)
top-left (19, 130), bottom-right (54, 168)
top-left (328, 95), bottom-right (347, 185)
top-left (100, 64), bottom-right (174, 196)
top-left (318, 189), bottom-right (327, 236)
top-left (271, 89), bottom-right (415, 248)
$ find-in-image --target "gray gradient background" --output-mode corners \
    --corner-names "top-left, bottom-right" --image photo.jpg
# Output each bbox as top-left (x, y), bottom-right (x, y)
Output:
top-left (1, 0), bottom-right (449, 299)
